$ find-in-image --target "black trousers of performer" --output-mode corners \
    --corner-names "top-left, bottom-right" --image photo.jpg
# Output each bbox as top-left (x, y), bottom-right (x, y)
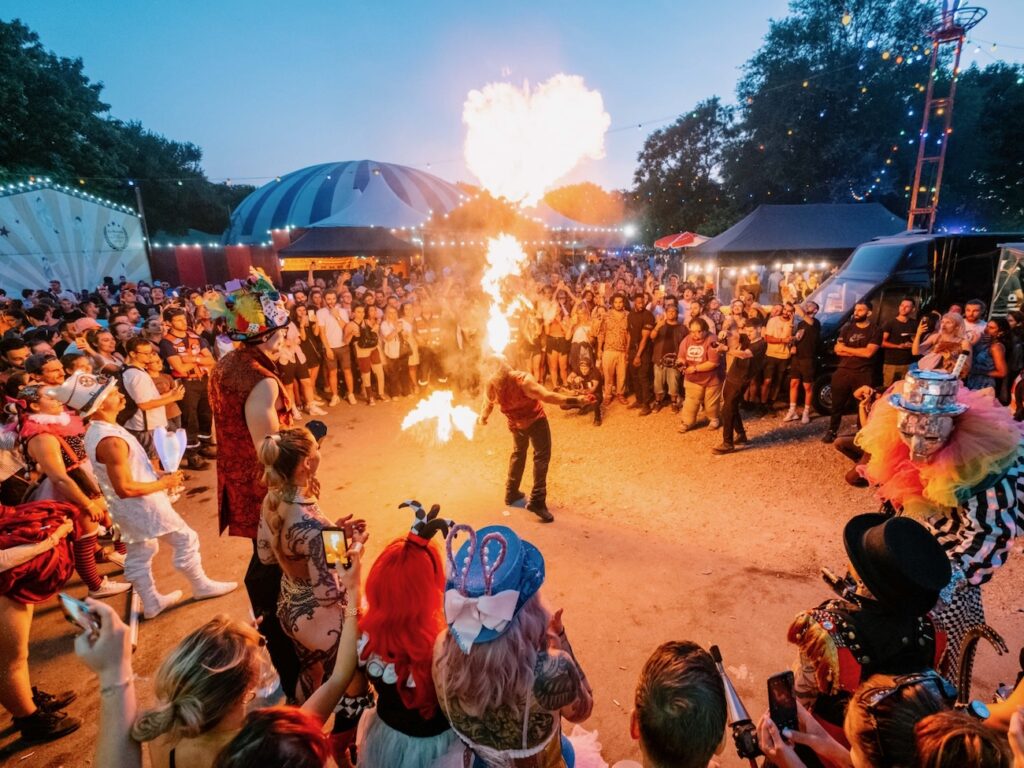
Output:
top-left (829, 367), bottom-right (872, 434)
top-left (244, 541), bottom-right (300, 700)
top-left (507, 417), bottom-right (552, 506)
top-left (628, 353), bottom-right (653, 405)
top-left (180, 378), bottom-right (214, 447)
top-left (721, 378), bottom-right (747, 445)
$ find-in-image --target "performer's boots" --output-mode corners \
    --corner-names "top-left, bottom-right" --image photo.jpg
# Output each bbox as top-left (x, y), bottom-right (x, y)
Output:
top-left (172, 529), bottom-right (238, 600)
top-left (132, 568), bottom-right (184, 620)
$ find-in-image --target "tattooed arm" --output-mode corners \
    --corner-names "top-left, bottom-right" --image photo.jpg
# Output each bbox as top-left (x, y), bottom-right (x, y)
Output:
top-left (533, 647), bottom-right (593, 723)
top-left (256, 508), bottom-right (278, 565)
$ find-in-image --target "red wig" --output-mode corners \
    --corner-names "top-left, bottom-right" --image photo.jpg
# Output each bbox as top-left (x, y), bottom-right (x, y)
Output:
top-left (359, 537), bottom-right (446, 719)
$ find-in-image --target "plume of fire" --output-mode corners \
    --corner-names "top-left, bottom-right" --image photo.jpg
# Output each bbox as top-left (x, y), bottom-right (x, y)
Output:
top-left (481, 234), bottom-right (531, 355)
top-left (400, 390), bottom-right (477, 442)
top-left (462, 74), bottom-right (610, 206)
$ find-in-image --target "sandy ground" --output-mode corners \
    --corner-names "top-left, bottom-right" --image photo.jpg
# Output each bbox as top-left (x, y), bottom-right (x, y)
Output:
top-left (3, 395), bottom-right (1022, 767)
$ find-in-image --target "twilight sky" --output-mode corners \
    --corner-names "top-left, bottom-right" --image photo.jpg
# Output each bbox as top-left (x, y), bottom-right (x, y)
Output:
top-left (6, 0), bottom-right (1024, 191)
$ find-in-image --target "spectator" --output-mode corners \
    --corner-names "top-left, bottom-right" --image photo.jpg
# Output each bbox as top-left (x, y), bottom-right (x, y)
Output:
top-left (913, 312), bottom-right (972, 376)
top-left (380, 304), bottom-right (412, 398)
top-left (316, 290), bottom-right (356, 407)
top-left (85, 328), bottom-right (124, 374)
top-left (627, 293), bottom-right (656, 415)
top-left (880, 298), bottom-right (917, 386)
top-left (650, 303), bottom-right (685, 413)
top-left (433, 525), bottom-right (593, 767)
top-left (24, 353), bottom-right (65, 387)
top-left (823, 301), bottom-right (879, 444)
top-left (964, 299), bottom-right (988, 344)
top-left (965, 318), bottom-right (1009, 392)
top-left (677, 318), bottom-right (722, 432)
top-left (351, 305), bottom-right (387, 405)
top-left (598, 293), bottom-right (630, 404)
top-left (256, 427), bottom-right (366, 701)
top-left (714, 324), bottom-right (755, 454)
top-left (121, 337), bottom-right (184, 465)
top-left (160, 306), bottom-right (217, 464)
top-left (629, 641), bottom-right (726, 768)
top-left (784, 301), bottom-right (820, 423)
top-left (761, 301), bottom-right (794, 412)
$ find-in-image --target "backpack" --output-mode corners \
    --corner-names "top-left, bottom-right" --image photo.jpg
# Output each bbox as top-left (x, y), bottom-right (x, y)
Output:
top-left (114, 368), bottom-right (147, 429)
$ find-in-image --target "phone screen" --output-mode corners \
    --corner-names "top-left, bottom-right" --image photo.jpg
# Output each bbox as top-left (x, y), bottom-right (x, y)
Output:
top-left (59, 592), bottom-right (100, 635)
top-left (767, 671), bottom-right (798, 733)
top-left (321, 527), bottom-right (349, 568)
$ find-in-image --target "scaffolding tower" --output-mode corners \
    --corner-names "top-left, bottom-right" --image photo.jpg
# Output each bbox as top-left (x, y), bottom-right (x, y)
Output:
top-left (907, 1), bottom-right (987, 232)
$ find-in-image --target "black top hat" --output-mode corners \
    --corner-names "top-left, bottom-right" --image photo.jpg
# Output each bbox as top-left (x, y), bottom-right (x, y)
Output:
top-left (843, 514), bottom-right (951, 616)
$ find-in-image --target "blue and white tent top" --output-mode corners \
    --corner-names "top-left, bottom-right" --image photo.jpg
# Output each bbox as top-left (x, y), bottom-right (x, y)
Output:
top-left (0, 180), bottom-right (150, 295)
top-left (223, 160), bottom-right (466, 245)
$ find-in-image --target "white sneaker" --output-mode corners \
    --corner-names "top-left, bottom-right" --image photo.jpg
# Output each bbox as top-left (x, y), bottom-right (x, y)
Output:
top-left (88, 577), bottom-right (132, 599)
top-left (801, 409), bottom-right (811, 424)
top-left (328, 395), bottom-right (341, 407)
top-left (347, 393), bottom-right (357, 406)
top-left (291, 406), bottom-right (303, 420)
top-left (104, 550), bottom-right (126, 570)
top-left (784, 408), bottom-right (799, 422)
top-left (709, 419), bottom-right (720, 429)
top-left (309, 403), bottom-right (328, 416)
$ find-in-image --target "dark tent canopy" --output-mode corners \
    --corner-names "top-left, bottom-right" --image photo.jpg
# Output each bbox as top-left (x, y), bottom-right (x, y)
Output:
top-left (278, 227), bottom-right (418, 257)
top-left (690, 203), bottom-right (904, 264)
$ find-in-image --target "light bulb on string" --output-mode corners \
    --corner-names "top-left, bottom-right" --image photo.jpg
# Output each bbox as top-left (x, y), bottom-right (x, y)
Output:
top-left (841, 11), bottom-right (852, 25)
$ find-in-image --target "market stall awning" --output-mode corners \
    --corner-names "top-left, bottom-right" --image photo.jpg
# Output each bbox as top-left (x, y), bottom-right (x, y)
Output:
top-left (653, 232), bottom-right (709, 250)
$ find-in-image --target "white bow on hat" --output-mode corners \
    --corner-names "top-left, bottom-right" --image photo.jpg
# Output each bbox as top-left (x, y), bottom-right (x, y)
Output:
top-left (444, 588), bottom-right (519, 653)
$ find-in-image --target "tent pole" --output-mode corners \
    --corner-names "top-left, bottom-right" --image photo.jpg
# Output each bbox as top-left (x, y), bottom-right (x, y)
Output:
top-left (134, 184), bottom-right (153, 267)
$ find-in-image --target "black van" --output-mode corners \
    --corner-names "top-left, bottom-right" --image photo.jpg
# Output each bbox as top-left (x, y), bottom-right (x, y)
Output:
top-left (807, 232), bottom-right (1024, 413)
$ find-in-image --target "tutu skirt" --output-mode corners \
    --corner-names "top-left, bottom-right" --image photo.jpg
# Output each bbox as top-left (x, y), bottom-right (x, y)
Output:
top-left (357, 708), bottom-right (458, 768)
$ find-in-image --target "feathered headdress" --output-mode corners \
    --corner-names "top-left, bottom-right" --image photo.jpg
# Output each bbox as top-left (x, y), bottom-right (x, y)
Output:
top-left (203, 268), bottom-right (290, 341)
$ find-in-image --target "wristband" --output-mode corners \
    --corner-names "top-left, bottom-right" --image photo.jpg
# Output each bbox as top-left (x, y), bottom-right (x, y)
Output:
top-left (100, 677), bottom-right (134, 696)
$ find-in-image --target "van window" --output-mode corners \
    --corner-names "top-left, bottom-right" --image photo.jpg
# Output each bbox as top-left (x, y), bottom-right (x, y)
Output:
top-left (809, 276), bottom-right (876, 323)
top-left (992, 246), bottom-right (1024, 317)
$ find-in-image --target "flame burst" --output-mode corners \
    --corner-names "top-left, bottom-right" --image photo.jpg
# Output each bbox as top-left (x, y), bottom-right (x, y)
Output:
top-left (401, 390), bottom-right (477, 442)
top-left (462, 74), bottom-right (610, 206)
top-left (402, 73), bottom-right (609, 442)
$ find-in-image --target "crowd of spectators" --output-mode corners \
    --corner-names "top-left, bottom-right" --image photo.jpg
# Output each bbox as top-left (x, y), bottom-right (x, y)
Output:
top-left (2, 259), bottom-right (1024, 767)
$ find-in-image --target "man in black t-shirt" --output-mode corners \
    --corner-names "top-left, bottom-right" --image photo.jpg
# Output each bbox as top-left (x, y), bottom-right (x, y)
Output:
top-left (880, 298), bottom-right (917, 386)
top-left (824, 301), bottom-right (881, 443)
top-left (785, 301), bottom-right (821, 424)
top-left (627, 293), bottom-right (656, 415)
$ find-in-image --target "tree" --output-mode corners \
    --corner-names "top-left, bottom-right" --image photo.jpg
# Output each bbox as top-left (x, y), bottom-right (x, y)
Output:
top-left (631, 97), bottom-right (736, 240)
top-left (0, 18), bottom-right (248, 235)
top-left (723, 0), bottom-right (934, 209)
top-left (543, 182), bottom-right (625, 225)
top-left (937, 62), bottom-right (1024, 230)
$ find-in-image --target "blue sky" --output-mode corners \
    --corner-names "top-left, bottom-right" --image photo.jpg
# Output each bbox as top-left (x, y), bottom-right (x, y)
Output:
top-left (6, 1), bottom-right (1024, 191)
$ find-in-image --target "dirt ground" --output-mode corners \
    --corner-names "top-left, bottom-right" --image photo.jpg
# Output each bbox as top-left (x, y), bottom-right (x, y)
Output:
top-left (3, 396), bottom-right (1022, 767)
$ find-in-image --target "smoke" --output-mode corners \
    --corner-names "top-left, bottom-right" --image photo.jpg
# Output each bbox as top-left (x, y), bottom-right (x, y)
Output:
top-left (462, 74), bottom-right (610, 206)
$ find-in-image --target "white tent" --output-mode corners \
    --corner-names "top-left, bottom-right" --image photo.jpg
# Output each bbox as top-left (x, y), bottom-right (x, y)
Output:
top-left (0, 180), bottom-right (151, 294)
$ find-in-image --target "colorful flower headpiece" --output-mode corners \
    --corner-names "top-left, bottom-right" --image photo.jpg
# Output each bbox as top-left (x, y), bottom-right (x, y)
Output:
top-left (203, 268), bottom-right (290, 341)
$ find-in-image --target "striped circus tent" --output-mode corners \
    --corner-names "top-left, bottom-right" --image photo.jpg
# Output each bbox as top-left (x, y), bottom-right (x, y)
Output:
top-left (224, 160), bottom-right (466, 245)
top-left (0, 181), bottom-right (150, 295)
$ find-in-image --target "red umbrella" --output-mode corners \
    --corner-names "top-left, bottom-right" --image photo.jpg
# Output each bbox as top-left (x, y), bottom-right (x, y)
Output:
top-left (653, 232), bottom-right (708, 250)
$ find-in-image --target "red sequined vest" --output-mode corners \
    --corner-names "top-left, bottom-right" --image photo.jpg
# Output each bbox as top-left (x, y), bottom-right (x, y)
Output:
top-left (209, 346), bottom-right (292, 538)
top-left (492, 371), bottom-right (545, 431)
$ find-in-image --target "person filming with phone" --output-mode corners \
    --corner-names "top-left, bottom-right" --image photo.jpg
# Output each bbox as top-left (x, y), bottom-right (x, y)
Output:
top-left (256, 426), bottom-right (367, 704)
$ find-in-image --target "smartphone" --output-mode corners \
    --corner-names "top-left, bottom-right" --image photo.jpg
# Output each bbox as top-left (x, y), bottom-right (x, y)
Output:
top-left (59, 592), bottom-right (100, 636)
top-left (767, 671), bottom-right (798, 733)
top-left (320, 527), bottom-right (350, 569)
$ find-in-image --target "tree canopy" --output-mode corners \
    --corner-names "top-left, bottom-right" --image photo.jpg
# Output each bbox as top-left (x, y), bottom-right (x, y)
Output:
top-left (632, 0), bottom-right (1024, 238)
top-left (0, 18), bottom-right (252, 236)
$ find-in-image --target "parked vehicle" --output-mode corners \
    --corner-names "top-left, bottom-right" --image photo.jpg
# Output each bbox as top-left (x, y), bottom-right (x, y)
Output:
top-left (807, 232), bottom-right (1024, 413)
